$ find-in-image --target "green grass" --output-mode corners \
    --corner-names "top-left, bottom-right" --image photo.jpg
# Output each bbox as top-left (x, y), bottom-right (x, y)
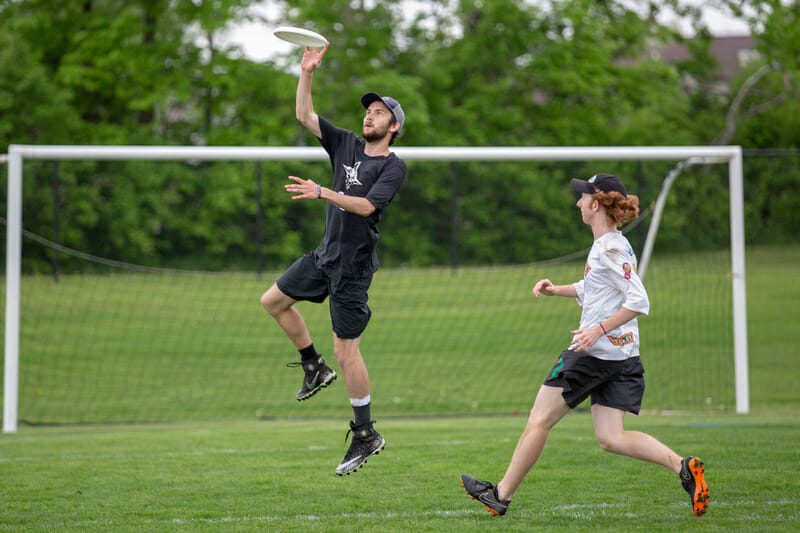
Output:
top-left (742, 245), bottom-right (800, 411)
top-left (1, 413), bottom-right (798, 531)
top-left (1, 245), bottom-right (799, 530)
top-left (7, 245), bottom-right (793, 425)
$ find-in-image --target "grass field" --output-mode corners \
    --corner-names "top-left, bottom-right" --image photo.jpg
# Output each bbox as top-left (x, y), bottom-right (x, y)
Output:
top-left (2, 413), bottom-right (798, 531)
top-left (5, 246), bottom-right (781, 424)
top-left (1, 245), bottom-right (799, 530)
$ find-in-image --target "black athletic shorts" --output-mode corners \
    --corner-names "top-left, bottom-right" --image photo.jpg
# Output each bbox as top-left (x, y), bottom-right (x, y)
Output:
top-left (276, 252), bottom-right (373, 340)
top-left (543, 350), bottom-right (645, 414)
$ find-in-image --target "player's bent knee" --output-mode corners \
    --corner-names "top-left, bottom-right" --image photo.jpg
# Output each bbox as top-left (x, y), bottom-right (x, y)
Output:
top-left (260, 291), bottom-right (278, 314)
top-left (596, 433), bottom-right (622, 454)
top-left (261, 285), bottom-right (292, 316)
top-left (332, 339), bottom-right (361, 365)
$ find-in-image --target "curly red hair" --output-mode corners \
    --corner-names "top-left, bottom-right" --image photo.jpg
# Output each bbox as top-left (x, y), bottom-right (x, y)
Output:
top-left (594, 191), bottom-right (640, 226)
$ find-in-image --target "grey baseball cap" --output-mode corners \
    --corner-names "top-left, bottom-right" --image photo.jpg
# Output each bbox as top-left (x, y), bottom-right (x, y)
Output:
top-left (361, 92), bottom-right (404, 131)
top-left (571, 173), bottom-right (627, 198)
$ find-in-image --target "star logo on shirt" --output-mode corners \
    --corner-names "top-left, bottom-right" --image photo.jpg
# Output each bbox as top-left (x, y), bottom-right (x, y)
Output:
top-left (343, 162), bottom-right (362, 190)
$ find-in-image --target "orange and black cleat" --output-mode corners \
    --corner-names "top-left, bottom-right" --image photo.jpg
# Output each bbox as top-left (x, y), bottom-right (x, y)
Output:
top-left (680, 456), bottom-right (710, 517)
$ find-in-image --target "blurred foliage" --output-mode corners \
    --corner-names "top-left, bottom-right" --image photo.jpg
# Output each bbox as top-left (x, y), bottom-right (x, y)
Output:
top-left (1, 0), bottom-right (798, 272)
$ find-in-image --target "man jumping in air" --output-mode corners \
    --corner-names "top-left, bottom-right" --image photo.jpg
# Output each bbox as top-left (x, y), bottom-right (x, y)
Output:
top-left (260, 42), bottom-right (407, 476)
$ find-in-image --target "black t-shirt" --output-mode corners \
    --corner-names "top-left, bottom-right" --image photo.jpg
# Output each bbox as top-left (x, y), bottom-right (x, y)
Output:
top-left (312, 116), bottom-right (407, 278)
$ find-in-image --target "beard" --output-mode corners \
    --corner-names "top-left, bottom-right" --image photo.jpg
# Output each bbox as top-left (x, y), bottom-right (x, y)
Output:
top-left (362, 123), bottom-right (391, 142)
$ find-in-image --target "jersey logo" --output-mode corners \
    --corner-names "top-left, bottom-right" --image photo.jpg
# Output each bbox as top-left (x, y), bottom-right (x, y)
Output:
top-left (343, 161), bottom-right (363, 190)
top-left (607, 332), bottom-right (634, 346)
top-left (622, 262), bottom-right (632, 280)
top-left (584, 262), bottom-right (591, 277)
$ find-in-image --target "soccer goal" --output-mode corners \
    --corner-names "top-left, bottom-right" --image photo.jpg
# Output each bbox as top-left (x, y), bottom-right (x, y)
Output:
top-left (3, 144), bottom-right (748, 433)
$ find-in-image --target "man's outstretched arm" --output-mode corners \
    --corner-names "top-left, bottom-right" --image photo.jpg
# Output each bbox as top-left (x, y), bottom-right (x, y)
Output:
top-left (296, 44), bottom-right (328, 138)
top-left (285, 175), bottom-right (376, 217)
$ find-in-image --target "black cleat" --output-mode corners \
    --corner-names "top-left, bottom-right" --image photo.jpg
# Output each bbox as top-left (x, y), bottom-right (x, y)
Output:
top-left (460, 473), bottom-right (510, 516)
top-left (680, 456), bottom-right (709, 517)
top-left (287, 357), bottom-right (336, 401)
top-left (336, 420), bottom-right (385, 476)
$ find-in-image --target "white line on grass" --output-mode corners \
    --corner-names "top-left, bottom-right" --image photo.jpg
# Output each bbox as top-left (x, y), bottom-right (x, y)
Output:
top-left (42, 501), bottom-right (798, 529)
top-left (148, 508), bottom-right (482, 526)
top-left (14, 501), bottom-right (798, 529)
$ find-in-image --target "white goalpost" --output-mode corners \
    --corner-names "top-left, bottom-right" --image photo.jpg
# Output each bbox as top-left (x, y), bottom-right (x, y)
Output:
top-left (3, 144), bottom-right (748, 432)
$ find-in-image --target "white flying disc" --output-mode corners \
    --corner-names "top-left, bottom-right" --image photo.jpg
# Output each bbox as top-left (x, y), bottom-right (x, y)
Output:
top-left (273, 26), bottom-right (328, 47)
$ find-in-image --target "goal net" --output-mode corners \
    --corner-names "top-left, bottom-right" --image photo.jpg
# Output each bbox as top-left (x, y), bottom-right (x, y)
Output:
top-left (2, 145), bottom-right (748, 432)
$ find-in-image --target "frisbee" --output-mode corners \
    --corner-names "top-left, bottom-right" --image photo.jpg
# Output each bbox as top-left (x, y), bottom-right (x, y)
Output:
top-left (273, 26), bottom-right (328, 47)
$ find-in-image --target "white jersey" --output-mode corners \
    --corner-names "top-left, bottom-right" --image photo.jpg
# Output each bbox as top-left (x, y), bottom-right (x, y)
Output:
top-left (572, 231), bottom-right (649, 361)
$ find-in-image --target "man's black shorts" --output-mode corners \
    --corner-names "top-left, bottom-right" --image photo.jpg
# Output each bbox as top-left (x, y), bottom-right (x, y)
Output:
top-left (276, 252), bottom-right (372, 340)
top-left (544, 350), bottom-right (645, 414)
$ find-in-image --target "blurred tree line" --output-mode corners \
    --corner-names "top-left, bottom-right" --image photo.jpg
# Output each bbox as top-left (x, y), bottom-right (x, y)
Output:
top-left (1, 0), bottom-right (798, 272)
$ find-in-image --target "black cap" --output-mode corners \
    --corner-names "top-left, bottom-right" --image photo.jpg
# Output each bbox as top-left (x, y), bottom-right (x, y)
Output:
top-left (570, 173), bottom-right (627, 198)
top-left (361, 92), bottom-right (405, 131)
